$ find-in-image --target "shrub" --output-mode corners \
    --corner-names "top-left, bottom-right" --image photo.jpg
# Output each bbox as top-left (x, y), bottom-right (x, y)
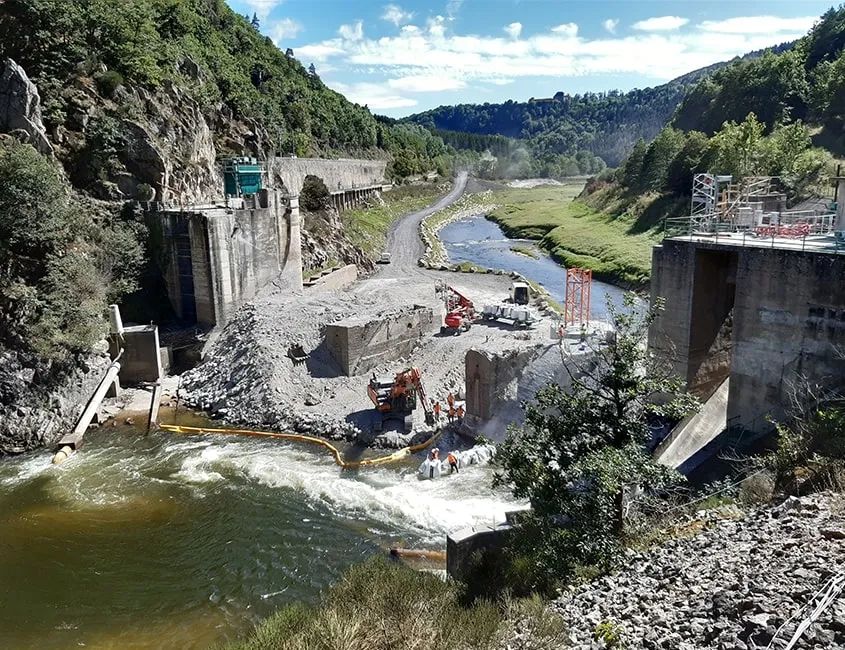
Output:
top-left (299, 174), bottom-right (330, 212)
top-left (95, 70), bottom-right (124, 97)
top-left (221, 556), bottom-right (568, 650)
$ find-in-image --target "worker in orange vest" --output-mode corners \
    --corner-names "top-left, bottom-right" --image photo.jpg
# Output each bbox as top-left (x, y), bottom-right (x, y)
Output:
top-left (447, 451), bottom-right (459, 474)
top-left (456, 404), bottom-right (465, 421)
top-left (447, 392), bottom-right (455, 408)
top-left (433, 400), bottom-right (441, 421)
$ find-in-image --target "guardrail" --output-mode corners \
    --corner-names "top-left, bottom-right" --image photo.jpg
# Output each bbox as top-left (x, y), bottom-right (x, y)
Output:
top-left (661, 214), bottom-right (845, 253)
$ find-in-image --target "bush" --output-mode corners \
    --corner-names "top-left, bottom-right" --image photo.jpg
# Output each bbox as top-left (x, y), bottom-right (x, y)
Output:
top-left (0, 139), bottom-right (146, 359)
top-left (299, 174), bottom-right (330, 212)
top-left (94, 70), bottom-right (124, 97)
top-left (221, 556), bottom-right (507, 650)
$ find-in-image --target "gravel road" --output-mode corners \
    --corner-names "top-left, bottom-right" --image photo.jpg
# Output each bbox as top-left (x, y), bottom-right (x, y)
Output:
top-left (381, 170), bottom-right (469, 273)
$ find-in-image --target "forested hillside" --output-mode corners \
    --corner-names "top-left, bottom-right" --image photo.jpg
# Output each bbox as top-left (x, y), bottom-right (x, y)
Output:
top-left (405, 43), bottom-right (796, 172)
top-left (588, 6), bottom-right (845, 222)
top-left (0, 0), bottom-right (449, 191)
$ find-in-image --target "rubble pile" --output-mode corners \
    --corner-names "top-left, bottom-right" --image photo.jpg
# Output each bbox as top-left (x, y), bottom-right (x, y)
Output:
top-left (554, 493), bottom-right (845, 650)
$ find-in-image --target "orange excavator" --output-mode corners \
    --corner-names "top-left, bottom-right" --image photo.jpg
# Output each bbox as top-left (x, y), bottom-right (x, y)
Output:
top-left (367, 366), bottom-right (436, 433)
top-left (440, 284), bottom-right (478, 335)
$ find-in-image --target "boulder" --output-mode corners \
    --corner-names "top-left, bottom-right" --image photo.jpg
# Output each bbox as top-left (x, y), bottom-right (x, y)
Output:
top-left (0, 58), bottom-right (53, 155)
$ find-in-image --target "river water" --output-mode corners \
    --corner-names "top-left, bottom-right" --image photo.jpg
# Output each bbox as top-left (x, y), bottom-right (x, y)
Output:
top-left (0, 411), bottom-right (519, 649)
top-left (0, 216), bottom-right (620, 650)
top-left (439, 216), bottom-right (626, 319)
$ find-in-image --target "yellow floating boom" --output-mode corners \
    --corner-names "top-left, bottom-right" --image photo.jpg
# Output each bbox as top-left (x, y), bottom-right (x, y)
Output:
top-left (158, 423), bottom-right (443, 469)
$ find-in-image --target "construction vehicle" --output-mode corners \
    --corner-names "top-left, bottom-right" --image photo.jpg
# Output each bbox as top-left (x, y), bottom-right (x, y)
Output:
top-left (367, 366), bottom-right (436, 433)
top-left (510, 281), bottom-right (530, 305)
top-left (481, 303), bottom-right (536, 328)
top-left (437, 282), bottom-right (478, 335)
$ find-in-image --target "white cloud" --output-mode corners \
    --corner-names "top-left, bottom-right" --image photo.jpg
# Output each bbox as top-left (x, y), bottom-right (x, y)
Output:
top-left (338, 20), bottom-right (364, 41)
top-left (297, 14), bottom-right (815, 97)
top-left (329, 82), bottom-right (417, 109)
top-left (699, 15), bottom-right (817, 35)
top-left (388, 75), bottom-right (466, 92)
top-left (551, 23), bottom-right (578, 38)
top-left (428, 15), bottom-right (447, 38)
top-left (603, 18), bottom-right (619, 34)
top-left (488, 78), bottom-right (514, 86)
top-left (244, 0), bottom-right (282, 20)
top-left (504, 22), bottom-right (522, 39)
top-left (297, 42), bottom-right (346, 61)
top-left (632, 16), bottom-right (689, 31)
top-left (382, 4), bottom-right (414, 26)
top-left (269, 18), bottom-right (303, 44)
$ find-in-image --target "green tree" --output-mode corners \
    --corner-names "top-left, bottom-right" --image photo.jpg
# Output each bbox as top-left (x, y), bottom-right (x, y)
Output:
top-left (494, 294), bottom-right (697, 588)
top-left (0, 140), bottom-right (145, 358)
top-left (710, 112), bottom-right (765, 177)
top-left (666, 131), bottom-right (712, 195)
top-left (619, 139), bottom-right (647, 190)
top-left (640, 126), bottom-right (685, 191)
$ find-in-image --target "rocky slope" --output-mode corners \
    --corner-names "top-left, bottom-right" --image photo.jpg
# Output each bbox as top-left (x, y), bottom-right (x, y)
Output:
top-left (554, 492), bottom-right (845, 649)
top-left (0, 348), bottom-right (110, 454)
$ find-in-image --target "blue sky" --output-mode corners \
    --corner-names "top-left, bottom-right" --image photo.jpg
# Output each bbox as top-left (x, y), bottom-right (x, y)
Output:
top-left (225, 0), bottom-right (834, 117)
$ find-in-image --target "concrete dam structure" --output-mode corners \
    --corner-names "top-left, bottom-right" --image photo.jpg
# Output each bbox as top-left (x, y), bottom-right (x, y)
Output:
top-left (150, 157), bottom-right (387, 327)
top-left (650, 229), bottom-right (845, 440)
top-left (152, 190), bottom-right (302, 326)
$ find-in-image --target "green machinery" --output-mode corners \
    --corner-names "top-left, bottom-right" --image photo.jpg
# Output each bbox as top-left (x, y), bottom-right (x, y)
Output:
top-left (223, 157), bottom-right (264, 197)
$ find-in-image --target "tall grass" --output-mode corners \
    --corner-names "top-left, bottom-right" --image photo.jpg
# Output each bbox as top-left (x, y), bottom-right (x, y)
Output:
top-left (220, 556), bottom-right (568, 650)
top-left (485, 184), bottom-right (662, 289)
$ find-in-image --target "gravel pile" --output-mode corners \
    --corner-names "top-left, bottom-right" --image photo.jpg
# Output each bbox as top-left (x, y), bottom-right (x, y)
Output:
top-left (553, 493), bottom-right (845, 649)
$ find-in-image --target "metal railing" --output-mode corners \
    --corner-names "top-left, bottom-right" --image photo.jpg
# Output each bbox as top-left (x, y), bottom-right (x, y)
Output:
top-left (662, 214), bottom-right (844, 254)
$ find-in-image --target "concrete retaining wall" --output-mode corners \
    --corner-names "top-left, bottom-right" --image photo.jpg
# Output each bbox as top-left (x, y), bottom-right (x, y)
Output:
top-left (325, 305), bottom-right (437, 376)
top-left (447, 523), bottom-right (514, 581)
top-left (304, 264), bottom-right (358, 292)
top-left (271, 157), bottom-right (387, 195)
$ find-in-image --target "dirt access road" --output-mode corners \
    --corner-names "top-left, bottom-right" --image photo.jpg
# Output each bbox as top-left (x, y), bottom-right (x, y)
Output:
top-left (381, 170), bottom-right (469, 272)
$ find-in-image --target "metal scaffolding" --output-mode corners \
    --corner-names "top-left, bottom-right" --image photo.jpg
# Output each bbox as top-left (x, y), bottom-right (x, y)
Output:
top-left (564, 268), bottom-right (592, 326)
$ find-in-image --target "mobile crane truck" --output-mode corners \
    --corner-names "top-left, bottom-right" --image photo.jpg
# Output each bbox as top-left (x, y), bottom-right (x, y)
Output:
top-left (367, 366), bottom-right (436, 433)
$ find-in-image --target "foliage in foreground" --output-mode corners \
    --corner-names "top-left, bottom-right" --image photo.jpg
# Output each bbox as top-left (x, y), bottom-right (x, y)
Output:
top-left (765, 385), bottom-right (845, 494)
top-left (495, 294), bottom-right (697, 591)
top-left (221, 556), bottom-right (568, 650)
top-left (0, 139), bottom-right (146, 360)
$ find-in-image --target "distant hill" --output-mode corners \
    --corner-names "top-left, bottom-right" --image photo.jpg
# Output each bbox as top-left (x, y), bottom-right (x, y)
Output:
top-left (404, 41), bottom-right (797, 168)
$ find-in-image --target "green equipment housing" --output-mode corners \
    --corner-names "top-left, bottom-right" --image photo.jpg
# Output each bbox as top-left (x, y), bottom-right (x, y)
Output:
top-left (223, 157), bottom-right (264, 197)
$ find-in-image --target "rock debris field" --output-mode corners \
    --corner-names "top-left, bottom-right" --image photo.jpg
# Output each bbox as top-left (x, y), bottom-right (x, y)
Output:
top-left (553, 492), bottom-right (845, 650)
top-left (180, 270), bottom-right (553, 447)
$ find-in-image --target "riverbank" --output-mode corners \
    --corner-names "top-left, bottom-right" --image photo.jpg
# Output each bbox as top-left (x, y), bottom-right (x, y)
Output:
top-left (418, 190), bottom-right (501, 266)
top-left (484, 183), bottom-right (658, 289)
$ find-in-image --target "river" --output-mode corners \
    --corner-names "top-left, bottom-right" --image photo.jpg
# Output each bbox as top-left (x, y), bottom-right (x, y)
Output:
top-left (439, 215), bottom-right (626, 319)
top-left (0, 215), bottom-right (621, 650)
top-left (0, 411), bottom-right (519, 649)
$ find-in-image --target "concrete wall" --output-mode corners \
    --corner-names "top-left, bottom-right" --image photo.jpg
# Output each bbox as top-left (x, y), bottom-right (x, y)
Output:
top-left (465, 348), bottom-right (529, 422)
top-left (271, 157), bottom-right (387, 195)
top-left (446, 524), bottom-right (513, 581)
top-left (304, 264), bottom-right (358, 292)
top-left (155, 189), bottom-right (302, 326)
top-left (325, 305), bottom-right (436, 376)
top-left (650, 238), bottom-right (845, 434)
